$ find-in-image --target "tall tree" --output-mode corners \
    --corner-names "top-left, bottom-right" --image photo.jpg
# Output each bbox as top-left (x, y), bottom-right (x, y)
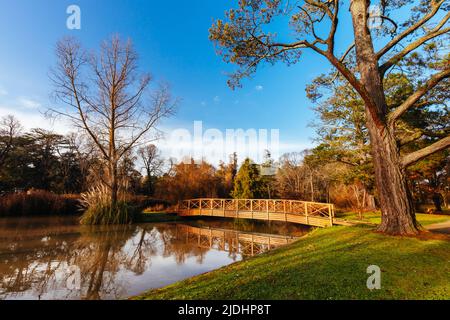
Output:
top-left (51, 36), bottom-right (176, 222)
top-left (156, 159), bottom-right (221, 202)
top-left (232, 158), bottom-right (263, 199)
top-left (57, 133), bottom-right (91, 194)
top-left (25, 129), bottom-right (65, 191)
top-left (138, 144), bottom-right (164, 195)
top-left (0, 115), bottom-right (21, 169)
top-left (216, 152), bottom-right (238, 197)
top-left (275, 152), bottom-right (306, 199)
top-left (210, 0), bottom-right (450, 235)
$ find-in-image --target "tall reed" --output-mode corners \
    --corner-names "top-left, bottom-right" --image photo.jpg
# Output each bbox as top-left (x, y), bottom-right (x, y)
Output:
top-left (79, 184), bottom-right (137, 225)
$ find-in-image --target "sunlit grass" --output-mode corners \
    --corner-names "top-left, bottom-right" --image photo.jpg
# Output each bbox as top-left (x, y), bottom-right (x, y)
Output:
top-left (337, 211), bottom-right (450, 226)
top-left (134, 225), bottom-right (450, 300)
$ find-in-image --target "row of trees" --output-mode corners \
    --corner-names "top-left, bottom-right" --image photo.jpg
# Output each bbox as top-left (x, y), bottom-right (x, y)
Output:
top-left (0, 117), bottom-right (88, 194)
top-left (1, 112), bottom-right (448, 219)
top-left (1, 110), bottom-right (447, 225)
top-left (0, 116), bottom-right (146, 195)
top-left (157, 150), bottom-right (448, 216)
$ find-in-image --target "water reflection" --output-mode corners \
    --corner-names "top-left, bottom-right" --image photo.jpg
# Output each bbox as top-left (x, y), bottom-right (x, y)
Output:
top-left (175, 225), bottom-right (296, 259)
top-left (0, 217), bottom-right (308, 300)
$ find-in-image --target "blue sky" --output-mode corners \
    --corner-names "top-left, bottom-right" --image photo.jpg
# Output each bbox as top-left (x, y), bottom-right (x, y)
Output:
top-left (0, 0), bottom-right (356, 163)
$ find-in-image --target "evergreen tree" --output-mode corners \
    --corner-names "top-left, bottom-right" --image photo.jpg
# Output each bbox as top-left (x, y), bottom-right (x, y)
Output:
top-left (231, 158), bottom-right (263, 199)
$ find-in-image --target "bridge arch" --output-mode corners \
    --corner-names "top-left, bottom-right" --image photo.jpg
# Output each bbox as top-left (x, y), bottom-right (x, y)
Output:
top-left (176, 198), bottom-right (335, 228)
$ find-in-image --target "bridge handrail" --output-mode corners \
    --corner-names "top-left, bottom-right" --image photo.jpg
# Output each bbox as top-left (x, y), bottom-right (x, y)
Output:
top-left (177, 198), bottom-right (335, 219)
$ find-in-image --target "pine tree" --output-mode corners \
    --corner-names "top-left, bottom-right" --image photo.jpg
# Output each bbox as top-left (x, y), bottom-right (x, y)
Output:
top-left (231, 158), bottom-right (262, 199)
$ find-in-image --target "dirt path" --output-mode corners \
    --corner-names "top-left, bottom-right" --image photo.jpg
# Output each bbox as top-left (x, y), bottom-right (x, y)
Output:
top-left (425, 220), bottom-right (450, 235)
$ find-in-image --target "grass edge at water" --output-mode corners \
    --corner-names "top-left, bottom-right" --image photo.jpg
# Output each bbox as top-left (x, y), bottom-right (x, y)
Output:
top-left (133, 225), bottom-right (450, 300)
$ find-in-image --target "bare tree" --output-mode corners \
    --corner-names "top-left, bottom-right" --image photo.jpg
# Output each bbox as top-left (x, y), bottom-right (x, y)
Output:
top-left (0, 115), bottom-right (22, 168)
top-left (50, 36), bottom-right (176, 215)
top-left (210, 0), bottom-right (450, 235)
top-left (138, 144), bottom-right (164, 179)
top-left (275, 152), bottom-right (305, 199)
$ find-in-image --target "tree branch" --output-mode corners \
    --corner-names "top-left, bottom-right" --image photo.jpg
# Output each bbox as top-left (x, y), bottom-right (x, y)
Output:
top-left (380, 26), bottom-right (450, 76)
top-left (402, 136), bottom-right (450, 167)
top-left (339, 43), bottom-right (355, 62)
top-left (323, 53), bottom-right (384, 127)
top-left (298, 6), bottom-right (327, 45)
top-left (376, 0), bottom-right (445, 59)
top-left (327, 0), bottom-right (339, 54)
top-left (388, 68), bottom-right (450, 125)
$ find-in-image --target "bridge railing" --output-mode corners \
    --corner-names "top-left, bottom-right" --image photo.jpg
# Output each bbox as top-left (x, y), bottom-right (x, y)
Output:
top-left (177, 198), bottom-right (335, 222)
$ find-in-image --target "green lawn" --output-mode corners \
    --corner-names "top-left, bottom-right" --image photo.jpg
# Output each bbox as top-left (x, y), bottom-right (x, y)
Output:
top-left (337, 211), bottom-right (450, 226)
top-left (134, 225), bottom-right (450, 300)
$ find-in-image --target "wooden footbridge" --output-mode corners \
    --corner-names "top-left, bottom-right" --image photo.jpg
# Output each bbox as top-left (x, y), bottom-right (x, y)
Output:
top-left (176, 198), bottom-right (335, 228)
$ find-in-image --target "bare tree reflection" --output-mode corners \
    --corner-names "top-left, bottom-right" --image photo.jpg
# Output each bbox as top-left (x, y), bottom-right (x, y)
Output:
top-left (125, 226), bottom-right (160, 275)
top-left (1, 217), bottom-right (305, 300)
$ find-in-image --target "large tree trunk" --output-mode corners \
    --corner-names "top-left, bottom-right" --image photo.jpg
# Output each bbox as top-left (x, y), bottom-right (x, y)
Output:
top-left (350, 0), bottom-right (419, 235)
top-left (366, 120), bottom-right (419, 235)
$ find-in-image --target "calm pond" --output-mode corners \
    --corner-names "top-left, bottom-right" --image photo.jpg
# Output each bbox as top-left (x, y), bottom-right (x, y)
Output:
top-left (0, 216), bottom-right (310, 300)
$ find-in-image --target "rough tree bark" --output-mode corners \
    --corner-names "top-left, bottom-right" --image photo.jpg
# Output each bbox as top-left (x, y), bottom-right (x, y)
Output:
top-left (350, 0), bottom-right (419, 235)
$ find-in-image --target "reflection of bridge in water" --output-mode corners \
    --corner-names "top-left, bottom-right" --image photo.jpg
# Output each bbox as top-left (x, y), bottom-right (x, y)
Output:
top-left (175, 224), bottom-right (298, 257)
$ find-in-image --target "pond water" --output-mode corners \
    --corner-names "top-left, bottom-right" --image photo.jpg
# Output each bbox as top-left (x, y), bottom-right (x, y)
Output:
top-left (0, 216), bottom-right (310, 300)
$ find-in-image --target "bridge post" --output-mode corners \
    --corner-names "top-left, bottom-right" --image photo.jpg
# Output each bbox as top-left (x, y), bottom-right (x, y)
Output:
top-left (304, 202), bottom-right (309, 225)
top-left (222, 199), bottom-right (225, 217)
top-left (188, 200), bottom-right (191, 215)
top-left (251, 200), bottom-right (253, 220)
top-left (329, 204), bottom-right (334, 226)
top-left (266, 200), bottom-right (269, 221)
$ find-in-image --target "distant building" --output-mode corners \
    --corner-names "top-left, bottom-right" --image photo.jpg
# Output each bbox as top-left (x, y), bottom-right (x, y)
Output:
top-left (258, 163), bottom-right (278, 176)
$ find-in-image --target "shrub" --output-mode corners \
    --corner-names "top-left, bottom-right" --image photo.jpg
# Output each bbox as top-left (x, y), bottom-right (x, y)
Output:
top-left (79, 201), bottom-right (138, 225)
top-left (0, 190), bottom-right (80, 217)
top-left (79, 185), bottom-right (143, 225)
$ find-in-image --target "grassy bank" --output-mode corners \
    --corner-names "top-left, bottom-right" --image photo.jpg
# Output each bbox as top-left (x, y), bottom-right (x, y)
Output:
top-left (337, 211), bottom-right (450, 226)
top-left (135, 225), bottom-right (450, 300)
